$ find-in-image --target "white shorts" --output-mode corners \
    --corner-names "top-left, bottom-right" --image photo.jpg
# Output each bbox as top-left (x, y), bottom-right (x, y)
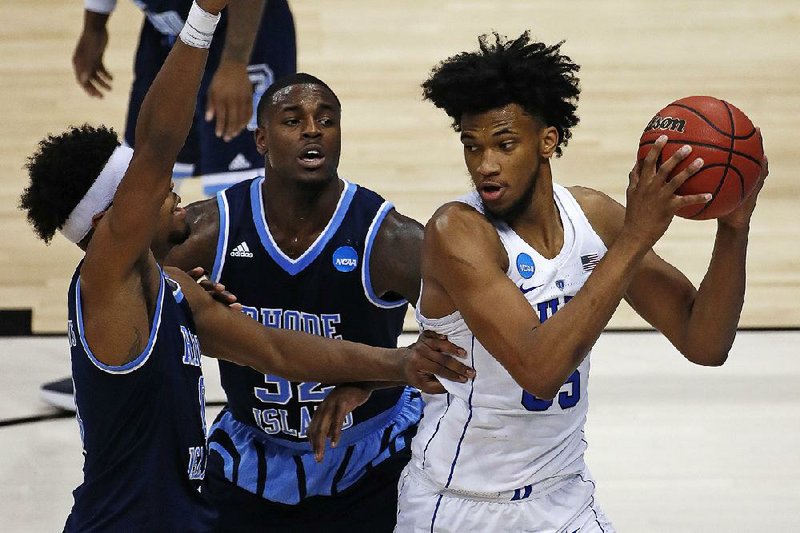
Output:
top-left (395, 465), bottom-right (615, 533)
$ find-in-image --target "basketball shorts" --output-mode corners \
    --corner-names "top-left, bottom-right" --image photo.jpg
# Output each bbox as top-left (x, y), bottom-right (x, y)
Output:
top-left (125, 0), bottom-right (296, 194)
top-left (395, 464), bottom-right (616, 533)
top-left (203, 388), bottom-right (422, 531)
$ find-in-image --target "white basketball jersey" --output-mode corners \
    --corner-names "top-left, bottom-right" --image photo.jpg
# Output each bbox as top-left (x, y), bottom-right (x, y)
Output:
top-left (412, 184), bottom-right (608, 496)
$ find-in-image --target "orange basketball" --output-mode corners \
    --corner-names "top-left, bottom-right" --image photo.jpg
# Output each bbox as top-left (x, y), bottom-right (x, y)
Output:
top-left (637, 96), bottom-right (763, 220)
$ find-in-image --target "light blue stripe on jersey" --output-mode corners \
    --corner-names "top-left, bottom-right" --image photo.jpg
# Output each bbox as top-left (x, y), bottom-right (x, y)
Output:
top-left (210, 388), bottom-right (421, 504)
top-left (362, 201), bottom-right (409, 309)
top-left (75, 271), bottom-right (165, 374)
top-left (211, 192), bottom-right (231, 284)
top-left (251, 177), bottom-right (357, 276)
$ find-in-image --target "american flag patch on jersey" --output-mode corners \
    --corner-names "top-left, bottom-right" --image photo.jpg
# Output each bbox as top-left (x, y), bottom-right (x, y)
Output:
top-left (581, 253), bottom-right (600, 272)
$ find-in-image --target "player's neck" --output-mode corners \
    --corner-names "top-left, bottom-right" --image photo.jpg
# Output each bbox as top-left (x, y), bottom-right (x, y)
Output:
top-left (508, 174), bottom-right (564, 260)
top-left (261, 174), bottom-right (343, 257)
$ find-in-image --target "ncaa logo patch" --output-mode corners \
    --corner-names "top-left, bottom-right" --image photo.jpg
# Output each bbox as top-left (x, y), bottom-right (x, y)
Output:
top-left (333, 246), bottom-right (358, 272)
top-left (516, 253), bottom-right (535, 279)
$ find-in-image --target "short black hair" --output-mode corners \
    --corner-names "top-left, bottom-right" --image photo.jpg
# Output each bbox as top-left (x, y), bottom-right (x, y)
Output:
top-left (256, 72), bottom-right (341, 126)
top-left (422, 31), bottom-right (581, 157)
top-left (19, 124), bottom-right (119, 243)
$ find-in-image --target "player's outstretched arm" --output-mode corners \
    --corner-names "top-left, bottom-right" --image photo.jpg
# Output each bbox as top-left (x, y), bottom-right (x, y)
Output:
top-left (424, 136), bottom-right (705, 400)
top-left (167, 267), bottom-right (473, 386)
top-left (84, 0), bottom-right (226, 279)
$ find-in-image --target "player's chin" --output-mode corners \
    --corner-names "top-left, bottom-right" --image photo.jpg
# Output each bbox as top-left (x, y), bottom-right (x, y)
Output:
top-left (169, 221), bottom-right (191, 245)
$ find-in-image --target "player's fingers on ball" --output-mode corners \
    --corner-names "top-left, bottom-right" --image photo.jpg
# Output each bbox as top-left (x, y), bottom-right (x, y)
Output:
top-left (642, 135), bottom-right (668, 172)
top-left (667, 157), bottom-right (704, 191)
top-left (658, 145), bottom-right (693, 182)
top-left (676, 192), bottom-right (712, 210)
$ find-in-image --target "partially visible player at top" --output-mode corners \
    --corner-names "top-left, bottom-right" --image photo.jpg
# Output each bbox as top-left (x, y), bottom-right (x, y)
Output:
top-left (395, 32), bottom-right (767, 532)
top-left (18, 2), bottom-right (471, 529)
top-left (163, 72), bottom-right (432, 531)
top-left (73, 0), bottom-right (295, 192)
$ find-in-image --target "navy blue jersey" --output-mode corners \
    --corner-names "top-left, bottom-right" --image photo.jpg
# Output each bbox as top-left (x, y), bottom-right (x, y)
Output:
top-left (125, 0), bottom-right (296, 192)
top-left (64, 266), bottom-right (214, 531)
top-left (204, 177), bottom-right (421, 506)
top-left (210, 177), bottom-right (408, 444)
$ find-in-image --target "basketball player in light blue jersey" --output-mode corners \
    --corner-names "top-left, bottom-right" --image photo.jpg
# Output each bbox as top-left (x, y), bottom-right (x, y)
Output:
top-left (395, 32), bottom-right (768, 532)
top-left (19, 3), bottom-right (471, 528)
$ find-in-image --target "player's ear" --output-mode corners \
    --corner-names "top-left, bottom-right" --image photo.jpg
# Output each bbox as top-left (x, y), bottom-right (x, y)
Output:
top-left (540, 126), bottom-right (559, 159)
top-left (254, 126), bottom-right (268, 156)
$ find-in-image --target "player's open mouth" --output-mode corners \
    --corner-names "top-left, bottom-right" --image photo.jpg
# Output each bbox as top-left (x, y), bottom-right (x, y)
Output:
top-left (298, 146), bottom-right (325, 170)
top-left (478, 182), bottom-right (505, 202)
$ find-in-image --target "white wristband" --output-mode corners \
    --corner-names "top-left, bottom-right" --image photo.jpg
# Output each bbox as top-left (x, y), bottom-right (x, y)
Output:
top-left (84, 0), bottom-right (117, 15)
top-left (178, 2), bottom-right (221, 49)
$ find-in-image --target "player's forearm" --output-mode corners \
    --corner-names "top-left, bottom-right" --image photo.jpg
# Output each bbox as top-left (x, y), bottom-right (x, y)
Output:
top-left (83, 9), bottom-right (110, 31)
top-left (221, 0), bottom-right (267, 64)
top-left (514, 234), bottom-right (648, 398)
top-left (680, 223), bottom-right (749, 365)
top-left (134, 3), bottom-right (219, 168)
top-left (198, 305), bottom-right (408, 383)
top-left (251, 328), bottom-right (407, 383)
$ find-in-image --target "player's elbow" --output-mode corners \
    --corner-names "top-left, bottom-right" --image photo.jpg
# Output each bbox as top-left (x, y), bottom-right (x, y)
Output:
top-left (684, 348), bottom-right (729, 367)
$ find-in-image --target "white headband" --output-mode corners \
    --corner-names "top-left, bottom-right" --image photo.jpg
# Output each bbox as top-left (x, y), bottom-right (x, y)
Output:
top-left (59, 145), bottom-right (134, 244)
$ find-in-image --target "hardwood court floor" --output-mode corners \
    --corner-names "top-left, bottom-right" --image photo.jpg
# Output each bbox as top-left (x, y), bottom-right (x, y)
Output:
top-left (1, 0), bottom-right (799, 332)
top-left (0, 331), bottom-right (798, 531)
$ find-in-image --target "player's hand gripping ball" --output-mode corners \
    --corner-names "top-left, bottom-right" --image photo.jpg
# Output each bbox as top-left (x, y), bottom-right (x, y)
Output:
top-left (638, 96), bottom-right (763, 219)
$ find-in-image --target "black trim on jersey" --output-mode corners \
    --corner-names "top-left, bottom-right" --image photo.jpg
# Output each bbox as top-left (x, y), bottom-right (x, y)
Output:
top-left (293, 456), bottom-right (307, 500)
top-left (255, 439), bottom-right (267, 498)
top-left (210, 428), bottom-right (242, 485)
top-left (331, 445), bottom-right (355, 495)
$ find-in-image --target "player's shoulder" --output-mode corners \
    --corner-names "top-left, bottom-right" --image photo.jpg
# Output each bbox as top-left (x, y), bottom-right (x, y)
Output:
top-left (566, 186), bottom-right (625, 242)
top-left (427, 201), bottom-right (501, 249)
top-left (185, 197), bottom-right (219, 223)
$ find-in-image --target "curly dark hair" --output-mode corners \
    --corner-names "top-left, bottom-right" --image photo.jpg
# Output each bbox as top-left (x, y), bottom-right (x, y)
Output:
top-left (422, 31), bottom-right (581, 157)
top-left (19, 124), bottom-right (119, 243)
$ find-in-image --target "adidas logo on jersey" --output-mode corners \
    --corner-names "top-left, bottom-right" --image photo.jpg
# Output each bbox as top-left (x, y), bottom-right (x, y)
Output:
top-left (230, 242), bottom-right (254, 258)
top-left (228, 153), bottom-right (250, 171)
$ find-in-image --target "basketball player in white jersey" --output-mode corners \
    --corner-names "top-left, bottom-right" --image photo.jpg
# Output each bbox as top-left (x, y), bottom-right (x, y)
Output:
top-left (394, 32), bottom-right (768, 532)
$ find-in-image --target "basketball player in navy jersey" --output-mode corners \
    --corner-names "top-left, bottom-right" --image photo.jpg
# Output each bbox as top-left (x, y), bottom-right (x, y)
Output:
top-left (162, 74), bottom-right (429, 531)
top-left (19, 3), bottom-right (471, 529)
top-left (41, 0), bottom-right (298, 409)
top-left (395, 32), bottom-right (768, 531)
top-left (73, 0), bottom-right (295, 192)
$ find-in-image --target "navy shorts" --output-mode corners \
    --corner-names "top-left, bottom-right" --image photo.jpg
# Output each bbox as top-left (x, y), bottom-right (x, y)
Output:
top-left (124, 0), bottom-right (296, 193)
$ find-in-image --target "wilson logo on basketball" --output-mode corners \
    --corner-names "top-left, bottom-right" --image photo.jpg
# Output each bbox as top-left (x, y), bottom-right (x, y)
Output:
top-left (644, 114), bottom-right (686, 133)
